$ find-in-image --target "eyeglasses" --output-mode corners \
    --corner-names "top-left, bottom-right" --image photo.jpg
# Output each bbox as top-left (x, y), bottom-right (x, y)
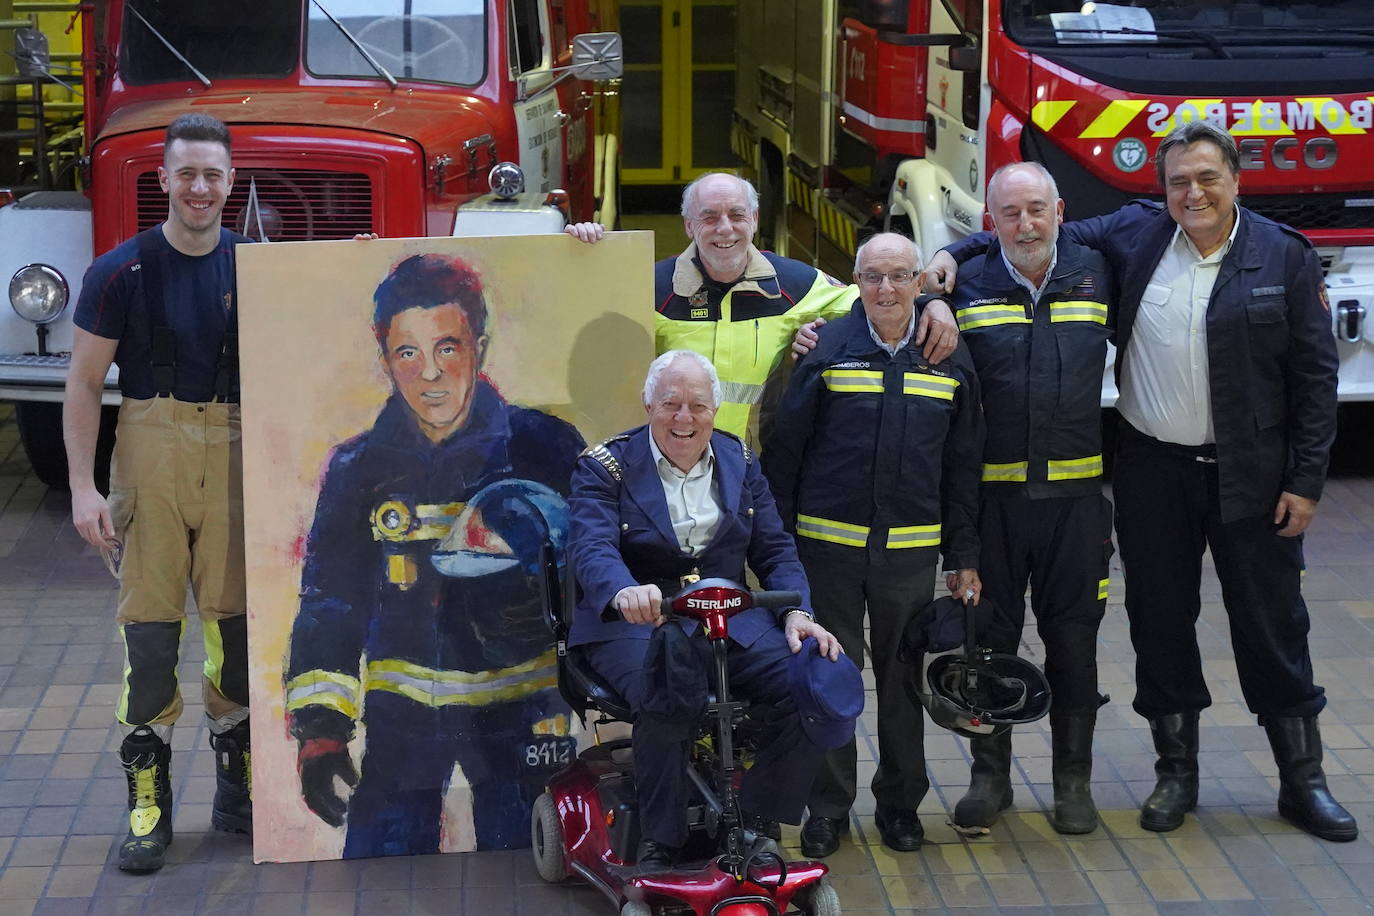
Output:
top-left (857, 270), bottom-right (917, 286)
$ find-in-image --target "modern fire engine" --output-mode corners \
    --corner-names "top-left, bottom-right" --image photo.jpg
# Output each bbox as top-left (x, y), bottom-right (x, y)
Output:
top-left (731, 0), bottom-right (1373, 402)
top-left (0, 0), bottom-right (623, 486)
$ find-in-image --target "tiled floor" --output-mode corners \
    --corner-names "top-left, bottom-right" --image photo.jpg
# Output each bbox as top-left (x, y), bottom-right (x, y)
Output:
top-left (1, 399), bottom-right (1373, 915)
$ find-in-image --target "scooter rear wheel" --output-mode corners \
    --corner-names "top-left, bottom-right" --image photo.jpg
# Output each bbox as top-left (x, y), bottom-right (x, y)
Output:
top-left (531, 792), bottom-right (567, 883)
top-left (799, 877), bottom-right (842, 916)
top-left (620, 902), bottom-right (652, 916)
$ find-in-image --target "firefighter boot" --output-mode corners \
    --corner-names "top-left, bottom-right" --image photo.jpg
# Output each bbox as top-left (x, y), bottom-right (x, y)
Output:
top-left (1263, 716), bottom-right (1358, 842)
top-left (118, 726), bottom-right (174, 873)
top-left (1139, 712), bottom-right (1199, 832)
top-left (209, 718), bottom-right (253, 835)
top-left (1048, 711), bottom-right (1098, 834)
top-left (952, 729), bottom-right (1014, 833)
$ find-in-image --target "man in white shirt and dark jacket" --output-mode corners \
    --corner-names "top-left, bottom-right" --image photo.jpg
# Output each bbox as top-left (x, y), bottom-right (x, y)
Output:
top-left (929, 121), bottom-right (1354, 842)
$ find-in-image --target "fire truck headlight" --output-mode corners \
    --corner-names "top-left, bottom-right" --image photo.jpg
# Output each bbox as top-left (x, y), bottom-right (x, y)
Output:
top-left (489, 161), bottom-right (525, 200)
top-left (8, 264), bottom-right (69, 324)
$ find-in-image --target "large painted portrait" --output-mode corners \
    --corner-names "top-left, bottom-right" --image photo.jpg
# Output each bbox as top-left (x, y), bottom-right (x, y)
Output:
top-left (236, 232), bottom-right (654, 863)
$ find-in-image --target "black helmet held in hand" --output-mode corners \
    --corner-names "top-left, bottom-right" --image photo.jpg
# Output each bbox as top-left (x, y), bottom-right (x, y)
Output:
top-left (900, 595), bottom-right (1051, 738)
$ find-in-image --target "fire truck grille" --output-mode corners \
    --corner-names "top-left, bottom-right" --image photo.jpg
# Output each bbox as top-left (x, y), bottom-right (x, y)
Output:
top-left (136, 169), bottom-right (375, 241)
top-left (1242, 193), bottom-right (1374, 233)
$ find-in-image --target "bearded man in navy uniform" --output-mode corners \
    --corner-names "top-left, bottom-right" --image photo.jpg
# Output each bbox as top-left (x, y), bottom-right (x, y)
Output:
top-left (285, 253), bottom-right (586, 856)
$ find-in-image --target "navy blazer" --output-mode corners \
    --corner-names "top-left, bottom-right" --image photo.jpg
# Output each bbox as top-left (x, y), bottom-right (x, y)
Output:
top-left (567, 425), bottom-right (812, 648)
top-left (945, 201), bottom-right (1338, 523)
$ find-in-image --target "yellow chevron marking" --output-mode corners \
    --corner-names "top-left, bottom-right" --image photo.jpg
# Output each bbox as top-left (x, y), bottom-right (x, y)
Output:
top-left (1078, 98), bottom-right (1150, 139)
top-left (1031, 100), bottom-right (1076, 132)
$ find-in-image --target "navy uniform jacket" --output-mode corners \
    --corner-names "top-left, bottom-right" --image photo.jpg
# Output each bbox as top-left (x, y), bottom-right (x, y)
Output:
top-left (953, 236), bottom-right (1114, 499)
top-left (567, 426), bottom-right (811, 648)
top-left (945, 201), bottom-right (1338, 522)
top-left (286, 380), bottom-right (585, 742)
top-left (762, 300), bottom-right (984, 571)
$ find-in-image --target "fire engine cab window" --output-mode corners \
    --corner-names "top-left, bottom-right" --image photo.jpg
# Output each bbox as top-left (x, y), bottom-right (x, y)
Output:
top-left (120, 1), bottom-right (298, 84)
top-left (510, 0), bottom-right (547, 73)
top-left (306, 0), bottom-right (487, 86)
top-left (1004, 0), bottom-right (1374, 46)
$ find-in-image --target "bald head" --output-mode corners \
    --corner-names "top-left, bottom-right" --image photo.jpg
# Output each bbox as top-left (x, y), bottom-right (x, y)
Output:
top-left (986, 162), bottom-right (1063, 286)
top-left (854, 233), bottom-right (923, 344)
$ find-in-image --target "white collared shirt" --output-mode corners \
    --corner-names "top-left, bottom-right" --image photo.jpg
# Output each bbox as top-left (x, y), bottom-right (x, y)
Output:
top-left (647, 429), bottom-right (721, 556)
top-left (1000, 245), bottom-right (1058, 309)
top-left (866, 310), bottom-right (917, 356)
top-left (1117, 206), bottom-right (1241, 446)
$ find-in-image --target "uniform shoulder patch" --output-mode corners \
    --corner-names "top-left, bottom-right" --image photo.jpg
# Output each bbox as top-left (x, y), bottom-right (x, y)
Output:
top-left (714, 429), bottom-right (754, 464)
top-left (580, 434), bottom-right (631, 481)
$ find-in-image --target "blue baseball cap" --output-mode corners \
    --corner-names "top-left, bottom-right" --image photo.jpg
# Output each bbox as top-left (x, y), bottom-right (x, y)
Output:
top-left (789, 637), bottom-right (864, 749)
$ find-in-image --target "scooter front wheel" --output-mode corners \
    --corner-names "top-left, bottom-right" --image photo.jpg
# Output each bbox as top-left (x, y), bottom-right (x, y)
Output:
top-left (531, 792), bottom-right (567, 883)
top-left (799, 877), bottom-right (842, 916)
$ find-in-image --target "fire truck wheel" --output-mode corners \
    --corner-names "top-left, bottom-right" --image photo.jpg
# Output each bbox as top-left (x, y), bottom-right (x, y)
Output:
top-left (800, 877), bottom-right (842, 916)
top-left (531, 792), bottom-right (567, 883)
top-left (14, 401), bottom-right (115, 493)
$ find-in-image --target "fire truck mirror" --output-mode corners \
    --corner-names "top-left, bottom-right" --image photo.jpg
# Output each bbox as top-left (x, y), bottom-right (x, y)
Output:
top-left (571, 32), bottom-right (623, 81)
top-left (949, 44), bottom-right (981, 74)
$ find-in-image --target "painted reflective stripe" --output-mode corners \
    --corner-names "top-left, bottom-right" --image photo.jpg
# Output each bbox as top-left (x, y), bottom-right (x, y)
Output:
top-left (1046, 455), bottom-right (1104, 481)
top-left (1079, 98), bottom-right (1150, 138)
top-left (285, 670), bottom-right (361, 718)
top-left (1049, 300), bottom-right (1109, 324)
top-left (982, 461), bottom-right (1029, 482)
top-left (957, 304), bottom-right (1031, 330)
top-left (719, 379), bottom-right (765, 405)
top-left (885, 523), bottom-right (941, 549)
top-left (365, 651), bottom-right (559, 706)
top-left (903, 372), bottom-right (959, 401)
top-left (1098, 578), bottom-right (1110, 601)
top-left (796, 514), bottom-right (870, 547)
top-left (1031, 99), bottom-right (1076, 131)
top-left (841, 100), bottom-right (926, 133)
top-left (822, 369), bottom-right (884, 393)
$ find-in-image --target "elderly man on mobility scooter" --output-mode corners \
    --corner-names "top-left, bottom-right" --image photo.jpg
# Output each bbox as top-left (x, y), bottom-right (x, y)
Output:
top-left (565, 349), bottom-right (861, 876)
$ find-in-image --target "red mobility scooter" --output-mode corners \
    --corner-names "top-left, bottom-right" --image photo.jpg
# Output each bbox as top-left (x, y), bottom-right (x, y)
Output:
top-left (531, 561), bottom-right (842, 916)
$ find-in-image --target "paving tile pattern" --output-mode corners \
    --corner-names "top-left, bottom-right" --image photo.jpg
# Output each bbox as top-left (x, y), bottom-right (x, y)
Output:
top-left (2, 402), bottom-right (1374, 914)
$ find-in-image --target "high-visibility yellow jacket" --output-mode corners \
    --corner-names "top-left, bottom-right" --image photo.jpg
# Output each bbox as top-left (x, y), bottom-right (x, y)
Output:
top-left (654, 244), bottom-right (855, 448)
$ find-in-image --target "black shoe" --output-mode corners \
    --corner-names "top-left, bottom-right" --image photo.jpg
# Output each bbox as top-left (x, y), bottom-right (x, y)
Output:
top-left (799, 815), bottom-right (848, 858)
top-left (1264, 716), bottom-right (1358, 842)
top-left (118, 726), bottom-right (174, 873)
top-left (743, 812), bottom-right (782, 842)
top-left (874, 807), bottom-right (923, 852)
top-left (953, 730), bottom-right (1014, 833)
top-left (635, 837), bottom-right (677, 871)
top-left (1140, 712), bottom-right (1199, 833)
top-left (209, 718), bottom-right (252, 836)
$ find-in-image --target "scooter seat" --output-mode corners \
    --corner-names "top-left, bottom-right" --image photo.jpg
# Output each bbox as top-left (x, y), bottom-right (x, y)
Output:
top-left (563, 645), bottom-right (635, 722)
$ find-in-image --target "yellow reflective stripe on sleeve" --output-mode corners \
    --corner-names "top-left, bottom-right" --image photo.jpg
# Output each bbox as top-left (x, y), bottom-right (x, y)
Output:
top-left (903, 372), bottom-right (959, 401)
top-left (363, 650), bottom-right (559, 707)
top-left (285, 669), bottom-right (362, 719)
top-left (719, 379), bottom-right (765, 406)
top-left (1047, 455), bottom-right (1104, 481)
top-left (1098, 578), bottom-right (1110, 601)
top-left (982, 461), bottom-right (1029, 482)
top-left (956, 304), bottom-right (1032, 330)
top-left (796, 514), bottom-right (870, 547)
top-left (885, 524), bottom-right (942, 549)
top-left (822, 369), bottom-right (884, 393)
top-left (1048, 300), bottom-right (1109, 324)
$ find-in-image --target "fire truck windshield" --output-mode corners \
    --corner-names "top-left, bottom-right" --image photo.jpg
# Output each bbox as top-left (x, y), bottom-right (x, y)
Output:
top-left (120, 1), bottom-right (301, 85)
top-left (1004, 1), bottom-right (1374, 48)
top-left (306, 0), bottom-right (487, 86)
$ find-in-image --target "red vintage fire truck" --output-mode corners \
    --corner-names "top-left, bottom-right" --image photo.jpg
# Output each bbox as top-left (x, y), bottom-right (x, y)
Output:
top-left (732, 0), bottom-right (1373, 402)
top-left (0, 0), bottom-right (622, 486)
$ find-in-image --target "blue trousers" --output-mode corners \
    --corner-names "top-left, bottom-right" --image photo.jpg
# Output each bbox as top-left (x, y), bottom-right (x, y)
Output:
top-left (342, 690), bottom-right (567, 857)
top-left (584, 625), bottom-right (824, 847)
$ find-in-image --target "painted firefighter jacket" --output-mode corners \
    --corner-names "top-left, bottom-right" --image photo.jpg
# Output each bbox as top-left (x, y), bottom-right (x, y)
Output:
top-left (762, 300), bottom-right (984, 571)
top-left (285, 381), bottom-right (585, 741)
top-left (952, 237), bottom-right (1115, 499)
top-left (655, 244), bottom-right (856, 446)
